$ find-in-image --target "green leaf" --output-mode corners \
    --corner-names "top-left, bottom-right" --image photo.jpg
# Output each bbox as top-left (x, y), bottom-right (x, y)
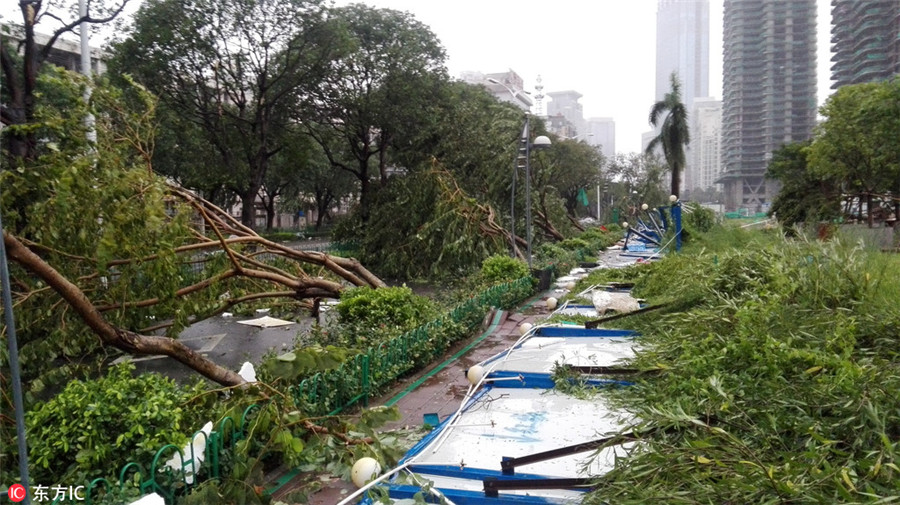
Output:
top-left (277, 352), bottom-right (297, 362)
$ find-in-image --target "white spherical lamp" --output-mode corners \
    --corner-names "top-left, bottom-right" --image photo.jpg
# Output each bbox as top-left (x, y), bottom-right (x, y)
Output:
top-left (622, 222), bottom-right (629, 229)
top-left (465, 365), bottom-right (485, 386)
top-left (519, 322), bottom-right (533, 335)
top-left (641, 203), bottom-right (649, 211)
top-left (351, 457), bottom-right (382, 488)
top-left (669, 195), bottom-right (678, 203)
top-left (546, 297), bottom-right (558, 310)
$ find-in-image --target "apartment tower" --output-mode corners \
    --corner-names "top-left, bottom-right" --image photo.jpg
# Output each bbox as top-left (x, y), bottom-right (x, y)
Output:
top-left (655, 0), bottom-right (710, 112)
top-left (830, 0), bottom-right (900, 88)
top-left (719, 0), bottom-right (817, 212)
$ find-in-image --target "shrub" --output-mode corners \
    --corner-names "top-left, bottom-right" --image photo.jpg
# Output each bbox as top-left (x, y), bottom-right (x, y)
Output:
top-left (480, 255), bottom-right (530, 284)
top-left (558, 238), bottom-right (590, 251)
top-left (335, 286), bottom-right (437, 347)
top-left (26, 363), bottom-right (207, 483)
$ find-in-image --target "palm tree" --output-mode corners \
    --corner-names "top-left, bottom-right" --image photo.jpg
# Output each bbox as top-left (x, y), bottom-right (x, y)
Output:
top-left (646, 72), bottom-right (690, 198)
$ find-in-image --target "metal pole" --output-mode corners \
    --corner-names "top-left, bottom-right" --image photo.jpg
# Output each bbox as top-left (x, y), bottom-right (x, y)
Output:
top-left (596, 184), bottom-right (600, 219)
top-left (1, 213), bottom-right (32, 505)
top-left (672, 202), bottom-right (683, 252)
top-left (523, 115), bottom-right (533, 270)
top-left (79, 0), bottom-right (96, 144)
top-left (510, 155), bottom-right (517, 257)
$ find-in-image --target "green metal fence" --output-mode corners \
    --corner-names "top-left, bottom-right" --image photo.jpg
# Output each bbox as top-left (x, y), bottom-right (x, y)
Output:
top-left (288, 276), bottom-right (534, 416)
top-left (72, 277), bottom-right (534, 504)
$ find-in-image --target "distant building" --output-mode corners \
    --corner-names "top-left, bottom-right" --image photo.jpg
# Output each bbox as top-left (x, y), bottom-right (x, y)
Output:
top-left (641, 130), bottom-right (657, 155)
top-left (686, 98), bottom-right (722, 194)
top-left (655, 0), bottom-right (710, 113)
top-left (2, 24), bottom-right (106, 75)
top-left (830, 0), bottom-right (900, 89)
top-left (546, 90), bottom-right (585, 137)
top-left (586, 118), bottom-right (615, 159)
top-left (718, 0), bottom-right (817, 212)
top-left (460, 69), bottom-right (534, 111)
top-left (651, 0), bottom-right (710, 173)
top-left (545, 114), bottom-right (579, 139)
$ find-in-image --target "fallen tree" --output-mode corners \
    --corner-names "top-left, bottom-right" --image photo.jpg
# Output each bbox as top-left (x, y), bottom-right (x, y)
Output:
top-left (1, 72), bottom-right (384, 389)
top-left (3, 181), bottom-right (385, 386)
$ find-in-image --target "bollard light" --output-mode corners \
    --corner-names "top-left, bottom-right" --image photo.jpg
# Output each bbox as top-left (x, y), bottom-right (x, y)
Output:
top-left (351, 457), bottom-right (382, 488)
top-left (465, 365), bottom-right (485, 386)
top-left (546, 297), bottom-right (558, 310)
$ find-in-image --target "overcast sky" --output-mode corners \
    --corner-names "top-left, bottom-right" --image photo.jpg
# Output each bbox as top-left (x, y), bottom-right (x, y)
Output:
top-left (3, 0), bottom-right (834, 154)
top-left (333, 0), bottom-right (835, 154)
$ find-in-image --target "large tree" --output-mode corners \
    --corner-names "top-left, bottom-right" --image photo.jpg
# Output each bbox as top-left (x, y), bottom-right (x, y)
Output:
top-left (646, 72), bottom-right (690, 198)
top-left (110, 0), bottom-right (344, 228)
top-left (766, 141), bottom-right (841, 228)
top-left (1, 0), bottom-right (132, 161)
top-left (303, 3), bottom-right (448, 222)
top-left (542, 137), bottom-right (606, 222)
top-left (807, 78), bottom-right (900, 227)
top-left (607, 152), bottom-right (669, 218)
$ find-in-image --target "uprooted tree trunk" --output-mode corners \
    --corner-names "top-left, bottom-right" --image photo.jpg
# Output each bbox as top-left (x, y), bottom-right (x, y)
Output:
top-left (4, 184), bottom-right (385, 387)
top-left (534, 209), bottom-right (566, 242)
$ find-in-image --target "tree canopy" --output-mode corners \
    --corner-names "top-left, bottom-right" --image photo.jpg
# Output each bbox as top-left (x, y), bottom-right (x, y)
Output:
top-left (766, 141), bottom-right (841, 228)
top-left (302, 3), bottom-right (448, 222)
top-left (1, 0), bottom-right (132, 160)
top-left (806, 78), bottom-right (900, 226)
top-left (646, 72), bottom-right (690, 198)
top-left (767, 78), bottom-right (900, 227)
top-left (109, 0), bottom-right (345, 227)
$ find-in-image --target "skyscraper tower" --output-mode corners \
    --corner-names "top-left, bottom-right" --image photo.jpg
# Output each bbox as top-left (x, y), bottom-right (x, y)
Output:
top-left (655, 0), bottom-right (710, 114)
top-left (830, 0), bottom-right (900, 89)
top-left (718, 0), bottom-right (817, 212)
top-left (653, 0), bottom-right (710, 194)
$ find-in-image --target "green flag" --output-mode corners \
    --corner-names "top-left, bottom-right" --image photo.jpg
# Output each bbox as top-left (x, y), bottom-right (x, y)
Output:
top-left (578, 188), bottom-right (589, 206)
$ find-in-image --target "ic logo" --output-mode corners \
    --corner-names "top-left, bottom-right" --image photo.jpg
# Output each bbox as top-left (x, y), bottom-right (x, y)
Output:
top-left (7, 484), bottom-right (27, 502)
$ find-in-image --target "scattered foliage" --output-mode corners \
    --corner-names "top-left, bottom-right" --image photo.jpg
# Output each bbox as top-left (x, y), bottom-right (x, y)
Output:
top-left (584, 230), bottom-right (900, 503)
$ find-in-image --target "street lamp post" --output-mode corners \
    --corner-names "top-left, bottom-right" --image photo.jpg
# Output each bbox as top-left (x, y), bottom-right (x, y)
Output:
top-left (518, 114), bottom-right (551, 270)
top-left (487, 78), bottom-right (551, 268)
top-left (487, 78), bottom-right (528, 258)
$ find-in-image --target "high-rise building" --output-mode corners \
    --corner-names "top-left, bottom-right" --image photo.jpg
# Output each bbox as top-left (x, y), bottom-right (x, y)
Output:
top-left (586, 118), bottom-right (616, 159)
top-left (653, 0), bottom-right (710, 187)
top-left (655, 0), bottom-right (710, 114)
top-left (686, 98), bottom-right (722, 193)
top-left (830, 0), bottom-right (900, 89)
top-left (718, 0), bottom-right (817, 212)
top-left (546, 90), bottom-right (585, 137)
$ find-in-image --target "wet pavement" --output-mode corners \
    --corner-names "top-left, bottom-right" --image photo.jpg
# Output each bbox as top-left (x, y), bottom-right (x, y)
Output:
top-left (124, 314), bottom-right (312, 383)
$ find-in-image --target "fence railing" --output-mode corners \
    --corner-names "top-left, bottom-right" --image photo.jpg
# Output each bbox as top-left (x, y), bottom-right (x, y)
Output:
top-left (69, 276), bottom-right (534, 504)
